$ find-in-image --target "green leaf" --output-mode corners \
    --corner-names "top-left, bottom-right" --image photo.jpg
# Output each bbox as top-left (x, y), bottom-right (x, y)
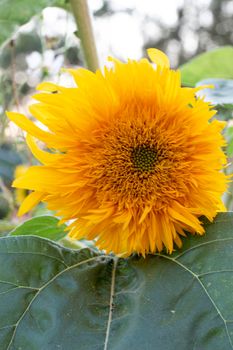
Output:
top-left (10, 215), bottom-right (67, 241)
top-left (196, 78), bottom-right (233, 106)
top-left (0, 212), bottom-right (233, 348)
top-left (216, 105), bottom-right (233, 122)
top-left (226, 127), bottom-right (233, 156)
top-left (180, 46), bottom-right (233, 86)
top-left (0, 0), bottom-right (67, 47)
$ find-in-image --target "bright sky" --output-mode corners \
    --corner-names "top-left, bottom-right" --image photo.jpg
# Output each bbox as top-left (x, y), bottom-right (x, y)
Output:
top-left (19, 0), bottom-right (216, 90)
top-left (40, 0), bottom-right (213, 65)
top-left (90, 0), bottom-right (212, 63)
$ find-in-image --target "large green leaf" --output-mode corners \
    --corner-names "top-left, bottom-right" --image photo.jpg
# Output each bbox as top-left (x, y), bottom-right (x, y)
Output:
top-left (0, 0), bottom-right (67, 47)
top-left (10, 215), bottom-right (67, 241)
top-left (0, 212), bottom-right (233, 349)
top-left (195, 78), bottom-right (233, 124)
top-left (180, 46), bottom-right (233, 86)
top-left (226, 127), bottom-right (233, 157)
top-left (196, 78), bottom-right (233, 106)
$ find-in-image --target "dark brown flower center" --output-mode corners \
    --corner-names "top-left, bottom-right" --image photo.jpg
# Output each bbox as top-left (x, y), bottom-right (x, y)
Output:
top-left (131, 144), bottom-right (157, 172)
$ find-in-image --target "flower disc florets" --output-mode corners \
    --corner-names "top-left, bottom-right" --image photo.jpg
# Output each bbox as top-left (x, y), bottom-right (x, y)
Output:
top-left (8, 49), bottom-right (227, 256)
top-left (131, 145), bottom-right (157, 172)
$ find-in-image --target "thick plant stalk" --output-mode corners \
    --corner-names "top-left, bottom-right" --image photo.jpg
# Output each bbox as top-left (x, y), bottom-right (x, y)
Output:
top-left (69, 0), bottom-right (99, 71)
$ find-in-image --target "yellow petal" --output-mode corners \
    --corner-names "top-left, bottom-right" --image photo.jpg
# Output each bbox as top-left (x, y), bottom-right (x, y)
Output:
top-left (139, 206), bottom-right (151, 224)
top-left (18, 191), bottom-right (44, 216)
top-left (147, 48), bottom-right (170, 68)
top-left (36, 82), bottom-right (63, 93)
top-left (26, 134), bottom-right (62, 165)
top-left (6, 111), bottom-right (50, 141)
top-left (13, 166), bottom-right (81, 192)
top-left (168, 203), bottom-right (204, 234)
top-left (63, 67), bottom-right (95, 86)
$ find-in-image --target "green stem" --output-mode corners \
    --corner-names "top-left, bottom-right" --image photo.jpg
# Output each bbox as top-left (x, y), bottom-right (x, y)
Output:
top-left (69, 0), bottom-right (99, 71)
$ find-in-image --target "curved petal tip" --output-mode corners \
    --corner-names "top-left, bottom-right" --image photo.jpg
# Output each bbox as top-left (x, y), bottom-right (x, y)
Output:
top-left (147, 48), bottom-right (170, 69)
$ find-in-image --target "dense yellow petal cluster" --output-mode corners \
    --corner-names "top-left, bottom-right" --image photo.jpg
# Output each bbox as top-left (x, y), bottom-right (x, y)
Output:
top-left (7, 49), bottom-right (227, 256)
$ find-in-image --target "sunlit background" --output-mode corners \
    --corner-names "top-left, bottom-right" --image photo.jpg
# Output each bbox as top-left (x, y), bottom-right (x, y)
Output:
top-left (1, 0), bottom-right (233, 111)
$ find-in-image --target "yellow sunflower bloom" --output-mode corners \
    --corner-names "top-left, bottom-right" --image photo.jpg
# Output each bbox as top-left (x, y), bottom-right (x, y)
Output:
top-left (7, 49), bottom-right (227, 256)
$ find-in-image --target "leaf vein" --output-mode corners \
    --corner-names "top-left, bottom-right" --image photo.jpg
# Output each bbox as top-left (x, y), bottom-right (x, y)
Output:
top-left (198, 269), bottom-right (233, 277)
top-left (103, 257), bottom-right (118, 350)
top-left (0, 286), bottom-right (38, 296)
top-left (0, 251), bottom-right (69, 267)
top-left (174, 238), bottom-right (233, 260)
top-left (155, 253), bottom-right (233, 349)
top-left (6, 254), bottom-right (108, 350)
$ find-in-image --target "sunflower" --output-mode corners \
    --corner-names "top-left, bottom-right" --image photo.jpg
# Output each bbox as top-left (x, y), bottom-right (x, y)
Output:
top-left (7, 49), bottom-right (227, 256)
top-left (14, 165), bottom-right (29, 206)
